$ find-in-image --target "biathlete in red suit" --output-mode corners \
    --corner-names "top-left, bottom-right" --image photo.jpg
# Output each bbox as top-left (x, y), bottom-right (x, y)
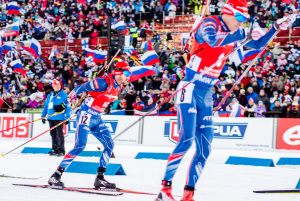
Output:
top-left (156, 0), bottom-right (295, 200)
top-left (48, 61), bottom-right (132, 189)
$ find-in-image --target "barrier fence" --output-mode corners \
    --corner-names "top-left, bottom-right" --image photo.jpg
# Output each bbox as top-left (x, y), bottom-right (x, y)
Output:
top-left (0, 113), bottom-right (299, 151)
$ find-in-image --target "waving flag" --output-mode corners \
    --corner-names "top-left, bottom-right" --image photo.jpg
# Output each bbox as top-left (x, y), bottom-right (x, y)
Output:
top-left (1, 41), bottom-right (16, 54)
top-left (85, 48), bottom-right (107, 63)
top-left (12, 59), bottom-right (25, 75)
top-left (81, 38), bottom-right (89, 50)
top-left (7, 2), bottom-right (20, 15)
top-left (182, 33), bottom-right (190, 50)
top-left (233, 43), bottom-right (266, 66)
top-left (49, 45), bottom-right (61, 59)
top-left (141, 40), bottom-right (153, 51)
top-left (3, 21), bottom-right (19, 37)
top-left (111, 21), bottom-right (126, 30)
top-left (129, 66), bottom-right (156, 82)
top-left (141, 50), bottom-right (160, 66)
top-left (21, 38), bottom-right (41, 59)
top-left (85, 56), bottom-right (94, 65)
top-left (78, 0), bottom-right (88, 7)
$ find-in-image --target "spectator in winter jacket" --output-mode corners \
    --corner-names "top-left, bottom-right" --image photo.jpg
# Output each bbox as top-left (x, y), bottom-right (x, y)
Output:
top-left (132, 96), bottom-right (145, 111)
top-left (255, 89), bottom-right (270, 110)
top-left (271, 100), bottom-right (283, 118)
top-left (143, 98), bottom-right (156, 111)
top-left (158, 96), bottom-right (170, 112)
top-left (247, 87), bottom-right (258, 102)
top-left (237, 89), bottom-right (247, 107)
top-left (245, 98), bottom-right (256, 117)
top-left (254, 101), bottom-right (266, 118)
top-left (269, 91), bottom-right (283, 110)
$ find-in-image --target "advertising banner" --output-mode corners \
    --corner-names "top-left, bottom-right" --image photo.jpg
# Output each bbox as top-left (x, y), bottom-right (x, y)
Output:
top-left (32, 114), bottom-right (139, 145)
top-left (0, 113), bottom-right (30, 138)
top-left (277, 118), bottom-right (300, 150)
top-left (143, 117), bottom-right (274, 150)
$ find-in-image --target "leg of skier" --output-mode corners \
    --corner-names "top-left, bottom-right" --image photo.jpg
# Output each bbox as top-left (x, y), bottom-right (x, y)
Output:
top-left (48, 111), bottom-right (90, 186)
top-left (90, 118), bottom-right (116, 189)
top-left (181, 88), bottom-right (213, 201)
top-left (156, 82), bottom-right (197, 201)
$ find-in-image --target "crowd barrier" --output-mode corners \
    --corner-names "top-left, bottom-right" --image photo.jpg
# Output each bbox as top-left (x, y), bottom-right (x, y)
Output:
top-left (1, 113), bottom-right (300, 151)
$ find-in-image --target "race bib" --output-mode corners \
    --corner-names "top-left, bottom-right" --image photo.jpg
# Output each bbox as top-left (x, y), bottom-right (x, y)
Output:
top-left (79, 111), bottom-right (92, 126)
top-left (85, 96), bottom-right (95, 107)
top-left (176, 81), bottom-right (195, 104)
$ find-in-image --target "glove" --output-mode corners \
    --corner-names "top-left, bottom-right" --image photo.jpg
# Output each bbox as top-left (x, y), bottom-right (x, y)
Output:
top-left (273, 15), bottom-right (296, 30)
top-left (42, 119), bottom-right (46, 124)
top-left (53, 103), bottom-right (66, 112)
top-left (64, 120), bottom-right (69, 125)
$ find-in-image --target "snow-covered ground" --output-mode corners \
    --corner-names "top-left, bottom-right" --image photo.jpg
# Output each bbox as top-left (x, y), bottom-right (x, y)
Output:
top-left (0, 139), bottom-right (300, 201)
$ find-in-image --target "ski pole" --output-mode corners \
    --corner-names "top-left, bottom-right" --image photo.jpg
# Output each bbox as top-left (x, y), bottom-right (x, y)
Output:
top-left (213, 28), bottom-right (281, 112)
top-left (98, 39), bottom-right (250, 150)
top-left (1, 114), bottom-right (77, 157)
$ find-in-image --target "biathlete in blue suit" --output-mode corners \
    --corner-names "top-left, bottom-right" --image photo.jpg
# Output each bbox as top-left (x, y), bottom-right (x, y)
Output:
top-left (48, 61), bottom-right (132, 189)
top-left (156, 0), bottom-right (295, 200)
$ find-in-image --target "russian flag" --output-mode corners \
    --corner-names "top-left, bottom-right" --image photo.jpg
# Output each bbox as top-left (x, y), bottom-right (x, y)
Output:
top-left (12, 59), bottom-right (26, 75)
top-left (182, 33), bottom-right (190, 50)
top-left (21, 38), bottom-right (41, 59)
top-left (1, 42), bottom-right (15, 54)
top-left (3, 21), bottom-right (19, 37)
top-left (129, 66), bottom-right (156, 82)
top-left (49, 45), bottom-right (61, 59)
top-left (141, 40), bottom-right (153, 51)
top-left (7, 2), bottom-right (20, 15)
top-left (229, 104), bottom-right (245, 117)
top-left (111, 21), bottom-right (126, 30)
top-left (233, 43), bottom-right (266, 66)
top-left (140, 50), bottom-right (160, 66)
top-left (84, 48), bottom-right (107, 63)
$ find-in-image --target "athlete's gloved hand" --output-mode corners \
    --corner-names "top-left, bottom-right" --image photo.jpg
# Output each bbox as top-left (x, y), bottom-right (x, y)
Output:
top-left (53, 103), bottom-right (66, 112)
top-left (273, 15), bottom-right (296, 30)
top-left (250, 27), bottom-right (266, 40)
top-left (42, 119), bottom-right (46, 124)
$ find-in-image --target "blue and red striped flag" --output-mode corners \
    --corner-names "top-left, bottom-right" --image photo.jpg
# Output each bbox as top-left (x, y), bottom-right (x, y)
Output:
top-left (141, 40), bottom-right (153, 51)
top-left (128, 66), bottom-right (156, 82)
top-left (49, 45), bottom-right (61, 59)
top-left (85, 48), bottom-right (107, 63)
top-left (3, 21), bottom-right (19, 37)
top-left (140, 50), bottom-right (160, 66)
top-left (21, 38), bottom-right (41, 59)
top-left (7, 2), bottom-right (20, 15)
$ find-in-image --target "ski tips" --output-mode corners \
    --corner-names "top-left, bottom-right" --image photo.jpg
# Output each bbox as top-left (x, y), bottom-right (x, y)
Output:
top-left (1, 154), bottom-right (4, 157)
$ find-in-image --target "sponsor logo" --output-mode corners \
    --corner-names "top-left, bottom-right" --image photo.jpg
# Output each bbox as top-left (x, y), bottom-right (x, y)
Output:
top-left (0, 116), bottom-right (29, 138)
top-left (83, 126), bottom-right (90, 131)
top-left (164, 121), bottom-right (248, 144)
top-left (193, 74), bottom-right (218, 85)
top-left (236, 6), bottom-right (248, 12)
top-left (105, 94), bottom-right (118, 99)
top-left (87, 108), bottom-right (101, 116)
top-left (282, 125), bottom-right (300, 146)
top-left (91, 105), bottom-right (103, 112)
top-left (94, 80), bottom-right (99, 89)
top-left (68, 120), bottom-right (118, 135)
top-left (214, 123), bottom-right (248, 139)
top-left (188, 108), bottom-right (197, 113)
top-left (90, 82), bottom-right (95, 90)
top-left (203, 116), bottom-right (213, 120)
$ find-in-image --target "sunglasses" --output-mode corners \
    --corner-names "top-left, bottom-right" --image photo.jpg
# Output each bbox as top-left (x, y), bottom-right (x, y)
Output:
top-left (123, 70), bottom-right (132, 77)
top-left (234, 11), bottom-right (249, 22)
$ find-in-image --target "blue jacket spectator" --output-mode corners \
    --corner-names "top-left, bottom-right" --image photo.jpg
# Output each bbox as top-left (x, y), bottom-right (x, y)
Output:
top-left (247, 87), bottom-right (258, 102)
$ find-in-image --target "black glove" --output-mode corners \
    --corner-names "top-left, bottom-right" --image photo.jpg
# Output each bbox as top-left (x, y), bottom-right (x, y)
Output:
top-left (64, 120), bottom-right (69, 125)
top-left (42, 119), bottom-right (46, 124)
top-left (54, 103), bottom-right (66, 112)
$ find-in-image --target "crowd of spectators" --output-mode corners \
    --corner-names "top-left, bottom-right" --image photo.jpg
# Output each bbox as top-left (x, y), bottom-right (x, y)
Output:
top-left (1, 0), bottom-right (300, 118)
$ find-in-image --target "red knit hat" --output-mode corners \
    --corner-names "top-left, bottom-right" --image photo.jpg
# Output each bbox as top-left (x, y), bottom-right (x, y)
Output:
top-left (52, 79), bottom-right (60, 86)
top-left (222, 0), bottom-right (249, 19)
top-left (114, 61), bottom-right (131, 75)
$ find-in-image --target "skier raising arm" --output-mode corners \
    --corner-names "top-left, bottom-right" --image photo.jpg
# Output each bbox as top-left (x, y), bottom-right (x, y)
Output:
top-left (48, 62), bottom-right (132, 189)
top-left (155, 0), bottom-right (295, 201)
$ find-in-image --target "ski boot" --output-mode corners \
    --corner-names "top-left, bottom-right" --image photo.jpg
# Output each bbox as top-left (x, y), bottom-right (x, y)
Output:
top-left (48, 150), bottom-right (57, 156)
top-left (180, 186), bottom-right (195, 201)
top-left (155, 180), bottom-right (176, 201)
top-left (94, 167), bottom-right (116, 189)
top-left (48, 167), bottom-right (65, 187)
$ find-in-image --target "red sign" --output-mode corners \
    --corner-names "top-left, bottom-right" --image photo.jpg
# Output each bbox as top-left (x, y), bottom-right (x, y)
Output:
top-left (0, 116), bottom-right (29, 138)
top-left (277, 118), bottom-right (300, 150)
top-left (169, 120), bottom-right (179, 143)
